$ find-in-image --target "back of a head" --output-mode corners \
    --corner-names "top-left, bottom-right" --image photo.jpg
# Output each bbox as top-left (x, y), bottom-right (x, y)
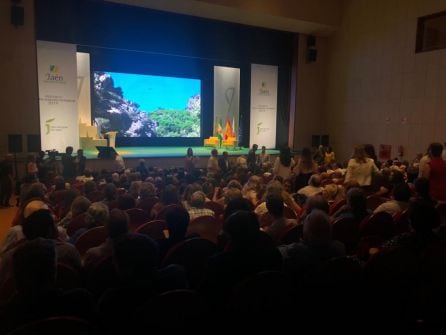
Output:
top-left (279, 146), bottom-right (291, 167)
top-left (408, 200), bottom-right (440, 233)
top-left (71, 195), bottom-right (91, 217)
top-left (161, 184), bottom-right (179, 205)
top-left (190, 191), bottom-right (206, 208)
top-left (393, 183), bottom-right (412, 202)
top-left (113, 233), bottom-right (159, 280)
top-left (353, 145), bottom-right (367, 163)
top-left (414, 177), bottom-right (430, 197)
top-left (13, 238), bottom-right (56, 294)
top-left (266, 194), bottom-right (284, 217)
top-left (107, 209), bottom-right (129, 239)
top-left (223, 210), bottom-right (259, 249)
top-left (22, 208), bottom-right (57, 240)
top-left (140, 182), bottom-right (156, 198)
top-left (309, 174), bottom-right (321, 187)
top-left (166, 206), bottom-right (190, 239)
top-left (429, 142), bottom-right (443, 158)
top-left (118, 194), bottom-right (136, 210)
top-left (104, 183), bottom-right (117, 200)
top-left (303, 209), bottom-right (332, 246)
top-left (306, 194), bottom-right (329, 214)
top-left (223, 198), bottom-right (254, 219)
top-left (346, 187), bottom-right (366, 212)
top-left (85, 202), bottom-right (110, 227)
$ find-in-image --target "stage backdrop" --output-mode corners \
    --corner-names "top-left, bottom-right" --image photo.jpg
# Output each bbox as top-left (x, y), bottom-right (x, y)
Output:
top-left (250, 64), bottom-right (278, 149)
top-left (37, 40), bottom-right (78, 152)
top-left (213, 66), bottom-right (240, 144)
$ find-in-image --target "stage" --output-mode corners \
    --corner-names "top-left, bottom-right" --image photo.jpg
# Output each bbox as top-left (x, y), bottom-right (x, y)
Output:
top-left (83, 146), bottom-right (280, 171)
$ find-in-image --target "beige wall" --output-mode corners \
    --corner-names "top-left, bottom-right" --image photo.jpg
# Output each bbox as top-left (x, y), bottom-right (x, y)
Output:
top-left (292, 34), bottom-right (329, 151)
top-left (325, 0), bottom-right (446, 162)
top-left (0, 0), bottom-right (39, 155)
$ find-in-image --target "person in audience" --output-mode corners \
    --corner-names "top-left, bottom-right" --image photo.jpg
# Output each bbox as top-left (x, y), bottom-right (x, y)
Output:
top-left (102, 183), bottom-right (118, 209)
top-left (259, 145), bottom-right (271, 170)
top-left (184, 148), bottom-right (198, 175)
top-left (0, 154), bottom-right (14, 207)
top-left (207, 149), bottom-right (220, 178)
top-left (373, 183), bottom-right (412, 216)
top-left (117, 193), bottom-right (136, 210)
top-left (324, 146), bottom-right (336, 164)
top-left (158, 206), bottom-right (191, 261)
top-left (136, 159), bottom-right (149, 180)
top-left (412, 177), bottom-right (436, 206)
top-left (218, 151), bottom-right (231, 176)
top-left (69, 202), bottom-right (109, 244)
top-left (242, 175), bottom-right (263, 207)
top-left (279, 209), bottom-right (345, 275)
top-left (137, 181), bottom-right (159, 215)
top-left (421, 142), bottom-right (446, 202)
top-left (61, 146), bottom-right (76, 180)
top-left (344, 144), bottom-right (379, 187)
top-left (0, 238), bottom-right (93, 334)
top-left (304, 194), bottom-right (330, 216)
top-left (182, 183), bottom-right (203, 210)
top-left (26, 154), bottom-right (38, 180)
top-left (150, 184), bottom-right (182, 219)
top-left (59, 195), bottom-right (91, 229)
top-left (297, 174), bottom-right (324, 198)
top-left (111, 150), bottom-right (126, 172)
top-left (247, 143), bottom-right (259, 172)
top-left (322, 183), bottom-right (345, 205)
top-left (200, 211), bottom-right (282, 309)
top-left (98, 233), bottom-right (187, 333)
top-left (84, 208), bottom-right (129, 270)
top-left (333, 187), bottom-right (370, 222)
top-left (75, 148), bottom-right (87, 176)
top-left (187, 191), bottom-right (214, 221)
top-left (294, 147), bottom-right (318, 191)
top-left (273, 146), bottom-right (295, 180)
top-left (263, 194), bottom-right (298, 244)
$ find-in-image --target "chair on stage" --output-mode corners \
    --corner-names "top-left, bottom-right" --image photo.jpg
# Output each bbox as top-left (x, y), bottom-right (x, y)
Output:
top-left (204, 136), bottom-right (219, 147)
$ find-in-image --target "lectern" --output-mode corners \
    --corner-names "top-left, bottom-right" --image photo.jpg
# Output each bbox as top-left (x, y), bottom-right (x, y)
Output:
top-left (106, 131), bottom-right (118, 148)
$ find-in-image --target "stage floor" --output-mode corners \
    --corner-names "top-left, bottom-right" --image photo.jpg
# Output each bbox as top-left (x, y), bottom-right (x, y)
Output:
top-left (83, 146), bottom-right (280, 159)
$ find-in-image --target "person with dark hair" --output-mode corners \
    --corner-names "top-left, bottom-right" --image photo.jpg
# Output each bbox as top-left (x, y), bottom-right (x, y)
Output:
top-left (150, 184), bottom-right (181, 219)
top-left (223, 197), bottom-right (254, 220)
top-left (0, 238), bottom-right (93, 334)
top-left (136, 159), bottom-right (149, 181)
top-left (61, 146), bottom-right (76, 180)
top-left (413, 177), bottom-right (436, 206)
top-left (333, 187), bottom-right (370, 222)
top-left (218, 151), bottom-right (231, 176)
top-left (207, 149), bottom-right (220, 178)
top-left (84, 208), bottom-right (129, 270)
top-left (421, 142), bottom-right (446, 202)
top-left (97, 233), bottom-right (187, 333)
top-left (247, 144), bottom-right (259, 172)
top-left (374, 183), bottom-right (412, 216)
top-left (294, 148), bottom-right (318, 192)
top-left (75, 149), bottom-right (87, 176)
top-left (0, 154), bottom-right (14, 207)
top-left (184, 147), bottom-right (198, 175)
top-left (264, 194), bottom-right (298, 244)
top-left (117, 193), bottom-right (136, 210)
top-left (201, 211), bottom-right (282, 310)
top-left (273, 146), bottom-right (295, 180)
top-left (364, 144), bottom-right (378, 164)
top-left (279, 209), bottom-right (345, 276)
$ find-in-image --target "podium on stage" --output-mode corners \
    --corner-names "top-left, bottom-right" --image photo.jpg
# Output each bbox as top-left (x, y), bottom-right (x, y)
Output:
top-left (105, 131), bottom-right (118, 148)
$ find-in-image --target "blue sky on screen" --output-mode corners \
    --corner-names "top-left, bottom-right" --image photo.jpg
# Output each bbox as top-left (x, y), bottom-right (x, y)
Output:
top-left (105, 71), bottom-right (200, 112)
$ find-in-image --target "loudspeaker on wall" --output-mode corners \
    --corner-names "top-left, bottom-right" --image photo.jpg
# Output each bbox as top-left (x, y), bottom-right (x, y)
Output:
top-left (8, 134), bottom-right (23, 153)
top-left (11, 3), bottom-right (24, 27)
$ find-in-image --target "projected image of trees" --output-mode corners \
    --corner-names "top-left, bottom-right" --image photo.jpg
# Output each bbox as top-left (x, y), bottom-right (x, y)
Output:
top-left (92, 71), bottom-right (201, 138)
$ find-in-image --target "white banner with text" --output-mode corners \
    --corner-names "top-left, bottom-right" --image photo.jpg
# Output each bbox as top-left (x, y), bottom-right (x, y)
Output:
top-left (213, 66), bottom-right (240, 144)
top-left (37, 40), bottom-right (78, 152)
top-left (249, 64), bottom-right (277, 148)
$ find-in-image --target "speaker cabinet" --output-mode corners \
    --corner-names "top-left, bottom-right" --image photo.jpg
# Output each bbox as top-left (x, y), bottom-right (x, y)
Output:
top-left (8, 134), bottom-right (23, 153)
top-left (11, 4), bottom-right (24, 27)
top-left (27, 134), bottom-right (41, 152)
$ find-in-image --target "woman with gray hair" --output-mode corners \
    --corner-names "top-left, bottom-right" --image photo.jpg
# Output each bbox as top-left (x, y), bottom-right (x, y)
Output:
top-left (69, 202), bottom-right (109, 244)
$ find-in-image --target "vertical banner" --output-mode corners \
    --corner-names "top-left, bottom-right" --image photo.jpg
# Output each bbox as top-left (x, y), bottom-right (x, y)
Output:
top-left (37, 40), bottom-right (78, 152)
top-left (250, 64), bottom-right (278, 148)
top-left (213, 66), bottom-right (240, 144)
top-left (77, 52), bottom-right (91, 126)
